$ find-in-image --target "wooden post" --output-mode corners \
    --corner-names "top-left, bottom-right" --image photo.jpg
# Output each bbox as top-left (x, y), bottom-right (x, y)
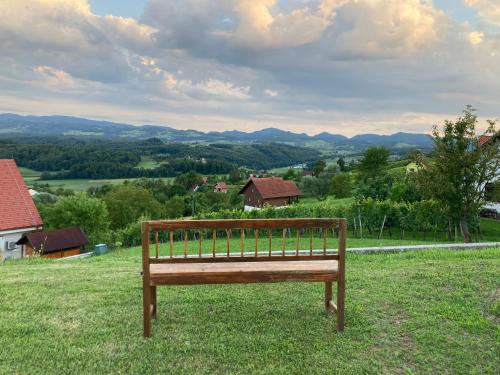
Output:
top-left (142, 222), bottom-right (152, 337)
top-left (325, 281), bottom-right (333, 314)
top-left (337, 219), bottom-right (346, 332)
top-left (151, 286), bottom-right (157, 319)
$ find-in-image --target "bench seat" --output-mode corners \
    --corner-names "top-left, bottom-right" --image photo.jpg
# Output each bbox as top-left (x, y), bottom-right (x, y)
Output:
top-left (150, 260), bottom-right (338, 285)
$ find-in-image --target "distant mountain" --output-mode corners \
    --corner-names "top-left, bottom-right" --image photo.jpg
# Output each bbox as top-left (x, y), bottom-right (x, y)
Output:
top-left (0, 113), bottom-right (433, 151)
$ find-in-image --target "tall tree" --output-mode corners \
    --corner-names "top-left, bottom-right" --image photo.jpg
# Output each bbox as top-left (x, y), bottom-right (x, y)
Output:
top-left (313, 160), bottom-right (326, 176)
top-left (104, 186), bottom-right (163, 229)
top-left (337, 156), bottom-right (347, 172)
top-left (416, 107), bottom-right (499, 242)
top-left (41, 194), bottom-right (111, 246)
top-left (358, 147), bottom-right (390, 181)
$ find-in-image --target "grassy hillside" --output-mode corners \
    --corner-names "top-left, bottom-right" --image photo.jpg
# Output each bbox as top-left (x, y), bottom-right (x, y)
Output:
top-left (0, 248), bottom-right (498, 374)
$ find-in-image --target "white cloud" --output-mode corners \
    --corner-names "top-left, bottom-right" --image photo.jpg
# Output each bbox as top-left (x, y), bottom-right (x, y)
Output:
top-left (464, 0), bottom-right (500, 26)
top-left (33, 66), bottom-right (79, 89)
top-left (330, 0), bottom-right (446, 58)
top-left (265, 89), bottom-right (279, 97)
top-left (468, 31), bottom-right (485, 45)
top-left (217, 0), bottom-right (349, 48)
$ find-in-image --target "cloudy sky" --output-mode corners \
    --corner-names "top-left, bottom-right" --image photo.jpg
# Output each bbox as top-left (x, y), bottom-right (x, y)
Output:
top-left (0, 0), bottom-right (499, 136)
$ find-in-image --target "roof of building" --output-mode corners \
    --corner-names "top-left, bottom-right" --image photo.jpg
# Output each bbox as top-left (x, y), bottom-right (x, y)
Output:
top-left (17, 227), bottom-right (89, 254)
top-left (238, 177), bottom-right (302, 199)
top-left (0, 159), bottom-right (43, 232)
top-left (478, 135), bottom-right (493, 147)
top-left (214, 181), bottom-right (228, 189)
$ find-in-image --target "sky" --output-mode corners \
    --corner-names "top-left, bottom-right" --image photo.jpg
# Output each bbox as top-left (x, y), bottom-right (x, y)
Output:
top-left (0, 0), bottom-right (499, 136)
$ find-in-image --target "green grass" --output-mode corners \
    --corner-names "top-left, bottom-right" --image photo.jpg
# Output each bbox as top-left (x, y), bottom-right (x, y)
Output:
top-left (23, 177), bottom-right (174, 192)
top-left (0, 248), bottom-right (498, 374)
top-left (136, 156), bottom-right (162, 169)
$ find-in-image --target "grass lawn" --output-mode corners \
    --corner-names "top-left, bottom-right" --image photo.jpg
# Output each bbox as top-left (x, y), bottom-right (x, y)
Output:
top-left (0, 247), bottom-right (498, 374)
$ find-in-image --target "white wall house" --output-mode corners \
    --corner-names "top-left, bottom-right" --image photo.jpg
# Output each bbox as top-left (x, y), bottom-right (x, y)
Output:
top-left (0, 159), bottom-right (43, 261)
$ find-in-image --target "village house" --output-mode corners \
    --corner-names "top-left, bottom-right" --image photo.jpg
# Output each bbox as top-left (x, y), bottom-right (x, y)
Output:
top-left (214, 182), bottom-right (228, 193)
top-left (0, 159), bottom-right (43, 260)
top-left (17, 227), bottom-right (89, 259)
top-left (238, 177), bottom-right (302, 211)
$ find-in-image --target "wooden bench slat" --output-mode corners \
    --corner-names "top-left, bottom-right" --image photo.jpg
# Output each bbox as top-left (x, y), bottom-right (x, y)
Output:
top-left (147, 218), bottom-right (341, 231)
top-left (150, 260), bottom-right (338, 285)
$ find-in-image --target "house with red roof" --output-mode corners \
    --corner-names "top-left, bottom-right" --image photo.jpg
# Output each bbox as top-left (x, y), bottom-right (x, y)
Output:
top-left (238, 177), bottom-right (302, 211)
top-left (0, 160), bottom-right (43, 260)
top-left (214, 181), bottom-right (228, 193)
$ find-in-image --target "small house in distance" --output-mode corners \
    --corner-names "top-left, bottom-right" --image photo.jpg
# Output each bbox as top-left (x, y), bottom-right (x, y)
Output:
top-left (0, 159), bottom-right (43, 260)
top-left (214, 182), bottom-right (228, 193)
top-left (238, 177), bottom-right (302, 210)
top-left (17, 227), bottom-right (89, 259)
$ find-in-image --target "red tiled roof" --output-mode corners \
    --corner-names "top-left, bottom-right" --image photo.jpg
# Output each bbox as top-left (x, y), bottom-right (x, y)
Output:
top-left (17, 227), bottom-right (88, 254)
top-left (478, 135), bottom-right (492, 147)
top-left (238, 177), bottom-right (302, 199)
top-left (0, 159), bottom-right (43, 231)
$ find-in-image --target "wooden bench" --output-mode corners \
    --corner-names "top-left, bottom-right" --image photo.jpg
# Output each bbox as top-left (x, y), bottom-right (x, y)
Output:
top-left (141, 218), bottom-right (346, 337)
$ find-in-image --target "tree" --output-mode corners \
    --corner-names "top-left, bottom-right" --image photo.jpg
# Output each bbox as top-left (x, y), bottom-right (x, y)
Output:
top-left (301, 166), bottom-right (338, 200)
top-left (330, 172), bottom-right (353, 198)
top-left (41, 194), bottom-right (111, 247)
top-left (313, 160), bottom-right (326, 176)
top-left (282, 168), bottom-right (298, 181)
top-left (415, 107), bottom-right (499, 242)
top-left (104, 186), bottom-right (163, 229)
top-left (358, 147), bottom-right (390, 181)
top-left (355, 175), bottom-right (393, 201)
top-left (228, 168), bottom-right (242, 184)
top-left (173, 172), bottom-right (204, 192)
top-left (164, 196), bottom-right (186, 218)
top-left (337, 156), bottom-right (347, 172)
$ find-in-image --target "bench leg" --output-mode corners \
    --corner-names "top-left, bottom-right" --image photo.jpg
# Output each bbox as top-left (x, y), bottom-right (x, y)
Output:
top-left (151, 286), bottom-right (157, 319)
top-left (336, 279), bottom-right (345, 332)
top-left (325, 282), bottom-right (334, 314)
top-left (143, 280), bottom-right (151, 337)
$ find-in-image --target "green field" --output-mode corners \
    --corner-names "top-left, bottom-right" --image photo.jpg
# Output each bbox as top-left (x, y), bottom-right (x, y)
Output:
top-left (1, 247), bottom-right (498, 374)
top-left (136, 156), bottom-right (162, 169)
top-left (19, 167), bottom-right (174, 191)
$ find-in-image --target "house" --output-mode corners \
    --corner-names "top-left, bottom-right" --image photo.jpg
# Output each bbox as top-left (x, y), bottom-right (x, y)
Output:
top-left (214, 182), bottom-right (228, 193)
top-left (301, 170), bottom-right (313, 177)
top-left (0, 160), bottom-right (43, 260)
top-left (17, 227), bottom-right (89, 259)
top-left (238, 177), bottom-right (302, 210)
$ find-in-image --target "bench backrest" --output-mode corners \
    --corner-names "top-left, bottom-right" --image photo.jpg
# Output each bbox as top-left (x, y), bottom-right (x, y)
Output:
top-left (142, 218), bottom-right (346, 270)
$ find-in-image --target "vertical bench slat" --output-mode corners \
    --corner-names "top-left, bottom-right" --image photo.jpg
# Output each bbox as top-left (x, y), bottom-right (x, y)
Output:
top-left (155, 231), bottom-right (159, 259)
top-left (309, 229), bottom-right (313, 256)
top-left (268, 228), bottom-right (272, 256)
top-left (240, 229), bottom-right (245, 256)
top-left (212, 230), bottom-right (216, 257)
top-left (198, 230), bottom-right (202, 258)
top-left (226, 229), bottom-right (230, 257)
top-left (282, 228), bottom-right (286, 256)
top-left (255, 229), bottom-right (259, 257)
top-left (296, 229), bottom-right (300, 256)
top-left (323, 228), bottom-right (327, 255)
top-left (169, 231), bottom-right (173, 258)
top-left (184, 230), bottom-right (188, 258)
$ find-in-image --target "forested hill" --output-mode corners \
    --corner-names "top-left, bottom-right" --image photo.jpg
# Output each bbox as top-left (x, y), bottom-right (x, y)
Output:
top-left (0, 113), bottom-right (433, 151)
top-left (0, 138), bottom-right (319, 179)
